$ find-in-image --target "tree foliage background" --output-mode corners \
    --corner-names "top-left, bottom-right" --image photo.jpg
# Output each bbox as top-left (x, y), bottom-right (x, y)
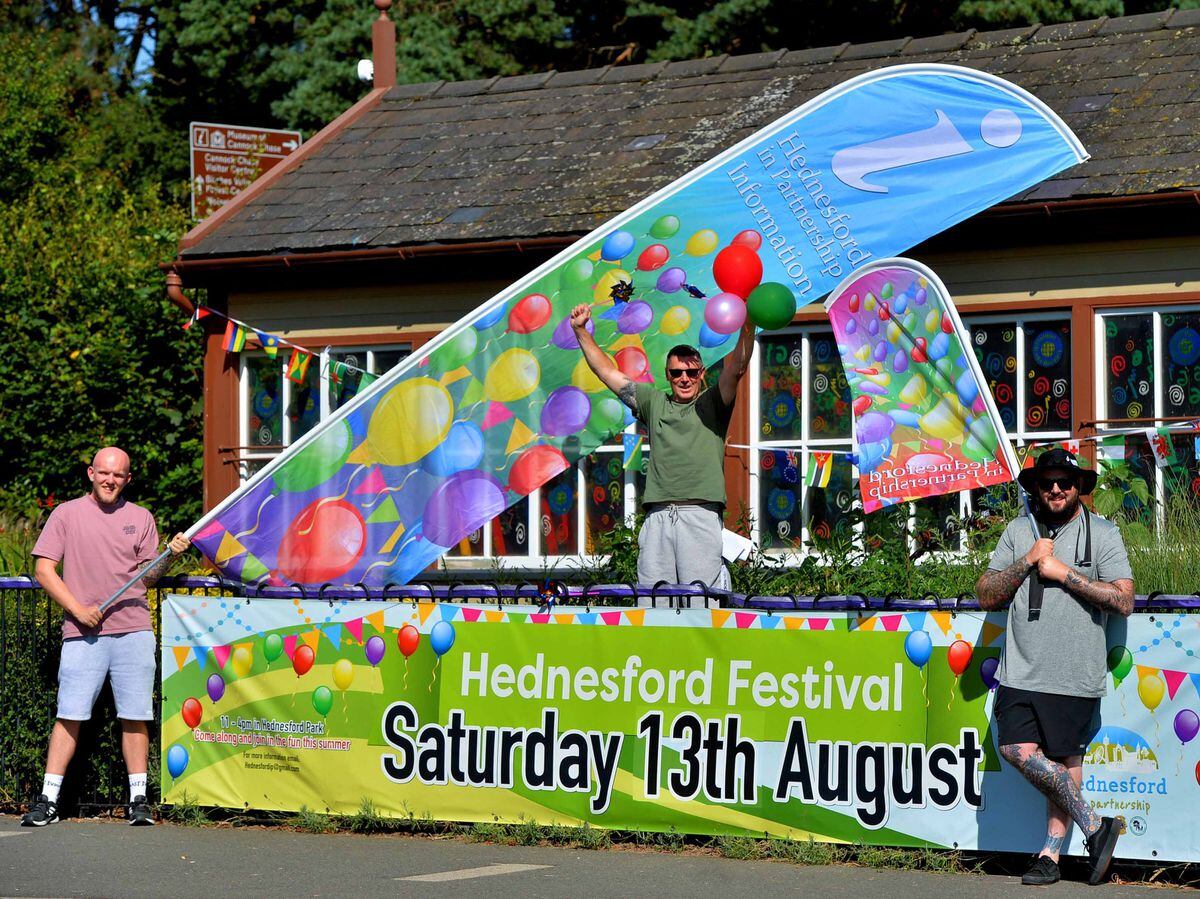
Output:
top-left (0, 0), bottom-right (1192, 526)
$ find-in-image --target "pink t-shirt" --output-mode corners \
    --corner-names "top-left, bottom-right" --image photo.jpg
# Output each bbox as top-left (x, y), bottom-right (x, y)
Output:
top-left (33, 494), bottom-right (160, 638)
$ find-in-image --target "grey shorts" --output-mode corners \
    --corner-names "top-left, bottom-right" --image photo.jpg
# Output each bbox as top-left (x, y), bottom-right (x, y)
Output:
top-left (57, 631), bottom-right (157, 721)
top-left (637, 503), bottom-right (731, 588)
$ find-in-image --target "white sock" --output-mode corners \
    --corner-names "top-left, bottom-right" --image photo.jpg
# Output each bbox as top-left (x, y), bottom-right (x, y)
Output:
top-left (128, 773), bottom-right (147, 800)
top-left (42, 774), bottom-right (64, 804)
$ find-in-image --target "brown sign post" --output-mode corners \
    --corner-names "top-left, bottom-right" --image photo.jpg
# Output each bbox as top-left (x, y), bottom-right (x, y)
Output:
top-left (190, 122), bottom-right (302, 219)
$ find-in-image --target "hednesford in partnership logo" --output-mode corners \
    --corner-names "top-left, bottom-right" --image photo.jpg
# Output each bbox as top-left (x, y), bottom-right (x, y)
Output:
top-left (1083, 726), bottom-right (1166, 796)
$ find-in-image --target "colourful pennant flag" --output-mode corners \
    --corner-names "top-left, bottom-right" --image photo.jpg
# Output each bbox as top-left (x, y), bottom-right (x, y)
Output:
top-left (804, 451), bottom-right (833, 488)
top-left (623, 432), bottom-right (644, 472)
top-left (255, 331), bottom-right (282, 358)
top-left (183, 306), bottom-right (214, 331)
top-left (286, 348), bottom-right (312, 384)
top-left (1099, 435), bottom-right (1126, 469)
top-left (222, 320), bottom-right (247, 353)
top-left (1145, 427), bottom-right (1178, 468)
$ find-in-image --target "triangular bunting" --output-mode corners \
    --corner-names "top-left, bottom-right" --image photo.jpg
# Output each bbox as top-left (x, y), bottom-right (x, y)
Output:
top-left (439, 604), bottom-right (459, 623)
top-left (1191, 674), bottom-right (1200, 700)
top-left (600, 611), bottom-right (622, 626)
top-left (301, 630), bottom-right (320, 653)
top-left (193, 647), bottom-right (209, 669)
top-left (760, 615), bottom-right (781, 630)
top-left (215, 531), bottom-right (248, 565)
top-left (856, 615), bottom-right (878, 631)
top-left (440, 365), bottom-right (471, 386)
top-left (1163, 669), bottom-right (1187, 699)
top-left (462, 608), bottom-right (482, 623)
top-left (283, 635), bottom-right (298, 659)
top-left (366, 611), bottom-right (386, 633)
top-left (212, 645), bottom-right (232, 669)
top-left (485, 610), bottom-right (505, 623)
top-left (904, 612), bottom-right (927, 633)
top-left (505, 418), bottom-right (537, 455)
top-left (354, 466), bottom-right (388, 495)
top-left (460, 377), bottom-right (486, 406)
top-left (481, 401), bottom-right (514, 430)
top-left (344, 618), bottom-right (364, 644)
top-left (576, 612), bottom-right (597, 626)
top-left (930, 611), bottom-right (953, 635)
top-left (367, 495), bottom-right (402, 525)
top-left (807, 618), bottom-right (829, 631)
top-left (982, 621), bottom-right (1005, 647)
top-left (347, 440), bottom-right (373, 465)
top-left (195, 520), bottom-right (224, 541)
top-left (553, 614), bottom-right (574, 626)
top-left (624, 609), bottom-right (646, 627)
top-left (711, 609), bottom-right (732, 628)
top-left (322, 624), bottom-right (343, 647)
top-left (172, 646), bottom-right (191, 671)
top-left (784, 617), bottom-right (804, 630)
top-left (1135, 665), bottom-right (1160, 680)
top-left (735, 612), bottom-right (756, 629)
top-left (529, 613), bottom-right (551, 624)
top-left (880, 615), bottom-right (902, 632)
top-left (380, 521), bottom-right (406, 553)
top-left (240, 552), bottom-right (269, 582)
top-left (418, 603), bottom-right (438, 624)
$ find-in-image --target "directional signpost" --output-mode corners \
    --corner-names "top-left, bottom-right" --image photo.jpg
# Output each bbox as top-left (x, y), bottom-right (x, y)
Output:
top-left (189, 121), bottom-right (302, 219)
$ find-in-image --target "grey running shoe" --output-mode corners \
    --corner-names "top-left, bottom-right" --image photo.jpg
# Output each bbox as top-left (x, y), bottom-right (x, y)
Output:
top-left (1021, 855), bottom-right (1060, 885)
top-left (21, 795), bottom-right (59, 827)
top-left (127, 795), bottom-right (155, 826)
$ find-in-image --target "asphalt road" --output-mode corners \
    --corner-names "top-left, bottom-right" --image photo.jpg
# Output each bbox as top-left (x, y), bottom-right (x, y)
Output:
top-left (0, 816), bottom-right (1183, 898)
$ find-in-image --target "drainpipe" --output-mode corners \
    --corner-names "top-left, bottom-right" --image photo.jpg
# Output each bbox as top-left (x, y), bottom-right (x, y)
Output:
top-left (165, 271), bottom-right (195, 316)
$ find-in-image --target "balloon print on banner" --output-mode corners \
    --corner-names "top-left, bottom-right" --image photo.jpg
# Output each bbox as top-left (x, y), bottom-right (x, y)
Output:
top-left (192, 65), bottom-right (1088, 589)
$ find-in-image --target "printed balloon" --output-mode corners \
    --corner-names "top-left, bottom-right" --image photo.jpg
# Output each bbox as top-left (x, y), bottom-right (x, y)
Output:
top-left (552, 315), bottom-right (592, 350)
top-left (264, 633), bottom-right (284, 663)
top-left (704, 292), bottom-right (747, 334)
top-left (1174, 709), bottom-right (1199, 744)
top-left (656, 267), bottom-right (687, 293)
top-left (167, 744), bottom-right (189, 779)
top-left (732, 229), bottom-right (763, 250)
top-left (333, 658), bottom-right (355, 691)
top-left (206, 673), bottom-right (225, 703)
top-left (571, 356), bottom-right (609, 393)
top-left (712, 245), bottom-right (763, 299)
top-left (685, 229), bottom-right (718, 256)
top-left (510, 445), bottom-right (570, 496)
top-left (231, 646), bottom-right (253, 678)
top-left (947, 640), bottom-right (973, 676)
top-left (398, 624), bottom-right (420, 658)
top-left (904, 630), bottom-right (932, 668)
top-left (1107, 645), bottom-right (1132, 685)
top-left (430, 621), bottom-right (456, 656)
top-left (366, 378), bottom-right (453, 466)
top-left (1138, 673), bottom-right (1165, 711)
top-left (661, 305), bottom-right (691, 336)
top-left (615, 346), bottom-right (650, 382)
top-left (473, 304), bottom-right (506, 331)
top-left (273, 420), bottom-right (353, 493)
top-left (980, 656), bottom-right (999, 690)
top-left (293, 644), bottom-right (315, 676)
top-left (600, 230), bottom-right (636, 261)
top-left (561, 257), bottom-right (594, 287)
top-left (422, 470), bottom-right (507, 547)
top-left (312, 686), bottom-right (333, 717)
top-left (541, 386), bottom-right (591, 436)
top-left (594, 269), bottom-right (631, 304)
top-left (650, 215), bottom-right (680, 239)
top-left (277, 499), bottom-right (366, 584)
top-left (365, 635), bottom-right (386, 666)
top-left (617, 301), bottom-right (654, 335)
top-left (436, 328), bottom-right (478, 371)
top-left (746, 282), bottom-right (797, 330)
top-left (587, 396), bottom-right (625, 438)
top-left (181, 697), bottom-right (203, 729)
top-left (421, 421), bottom-right (484, 477)
top-left (698, 324), bottom-right (731, 348)
top-left (485, 348), bottom-right (541, 402)
top-left (508, 293), bottom-right (552, 334)
top-left (637, 244), bottom-right (670, 271)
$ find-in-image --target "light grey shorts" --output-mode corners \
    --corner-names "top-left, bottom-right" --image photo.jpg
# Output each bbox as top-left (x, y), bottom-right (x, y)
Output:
top-left (57, 631), bottom-right (157, 721)
top-left (637, 503), bottom-right (731, 588)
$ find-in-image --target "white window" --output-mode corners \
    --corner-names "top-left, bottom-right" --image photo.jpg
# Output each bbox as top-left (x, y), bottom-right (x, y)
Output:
top-left (239, 344), bottom-right (410, 481)
top-left (1094, 305), bottom-right (1200, 525)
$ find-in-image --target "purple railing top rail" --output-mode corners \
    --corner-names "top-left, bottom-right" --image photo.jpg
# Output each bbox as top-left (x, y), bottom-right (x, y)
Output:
top-left (2, 575), bottom-right (1197, 611)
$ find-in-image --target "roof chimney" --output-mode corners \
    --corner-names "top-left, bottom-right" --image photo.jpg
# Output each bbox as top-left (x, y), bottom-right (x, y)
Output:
top-left (372, 0), bottom-right (396, 90)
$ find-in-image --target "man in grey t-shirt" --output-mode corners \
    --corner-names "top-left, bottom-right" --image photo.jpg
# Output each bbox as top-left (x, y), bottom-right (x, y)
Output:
top-left (977, 447), bottom-right (1133, 887)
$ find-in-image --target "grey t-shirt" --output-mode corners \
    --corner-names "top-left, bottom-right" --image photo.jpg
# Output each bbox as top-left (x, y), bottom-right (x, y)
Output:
top-left (987, 508), bottom-right (1133, 699)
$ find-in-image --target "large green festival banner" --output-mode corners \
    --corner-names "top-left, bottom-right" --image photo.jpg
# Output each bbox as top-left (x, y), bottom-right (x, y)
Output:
top-left (162, 597), bottom-right (1200, 861)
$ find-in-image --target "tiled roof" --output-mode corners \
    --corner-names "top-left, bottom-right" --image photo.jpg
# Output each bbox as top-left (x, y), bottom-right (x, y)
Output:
top-left (181, 10), bottom-right (1200, 260)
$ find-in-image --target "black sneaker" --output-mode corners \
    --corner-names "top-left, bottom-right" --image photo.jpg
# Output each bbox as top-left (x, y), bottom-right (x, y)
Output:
top-left (1086, 816), bottom-right (1124, 885)
top-left (1021, 855), bottom-right (1061, 885)
top-left (127, 795), bottom-right (155, 826)
top-left (20, 794), bottom-right (59, 827)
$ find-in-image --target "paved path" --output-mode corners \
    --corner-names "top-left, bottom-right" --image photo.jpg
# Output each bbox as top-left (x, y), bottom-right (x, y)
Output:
top-left (0, 816), bottom-right (1182, 898)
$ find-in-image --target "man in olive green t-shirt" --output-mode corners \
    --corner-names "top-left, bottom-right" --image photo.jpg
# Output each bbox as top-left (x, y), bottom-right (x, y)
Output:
top-left (570, 303), bottom-right (755, 586)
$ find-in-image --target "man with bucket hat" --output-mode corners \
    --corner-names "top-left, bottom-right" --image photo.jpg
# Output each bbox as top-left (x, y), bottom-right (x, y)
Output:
top-left (976, 447), bottom-right (1134, 886)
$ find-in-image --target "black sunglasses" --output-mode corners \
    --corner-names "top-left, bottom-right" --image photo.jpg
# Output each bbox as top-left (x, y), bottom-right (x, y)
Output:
top-left (1037, 475), bottom-right (1077, 491)
top-left (667, 367), bottom-right (702, 379)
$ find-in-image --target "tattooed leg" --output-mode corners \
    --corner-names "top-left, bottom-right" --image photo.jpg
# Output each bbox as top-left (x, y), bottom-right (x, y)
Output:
top-left (1000, 743), bottom-right (1100, 838)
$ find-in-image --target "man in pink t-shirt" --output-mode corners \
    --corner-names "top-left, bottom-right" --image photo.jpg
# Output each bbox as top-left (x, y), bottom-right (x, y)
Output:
top-left (22, 447), bottom-right (189, 828)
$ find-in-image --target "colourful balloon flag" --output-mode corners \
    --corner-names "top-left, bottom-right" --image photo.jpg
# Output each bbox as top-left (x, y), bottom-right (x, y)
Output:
top-left (189, 66), bottom-right (1085, 589)
top-left (825, 259), bottom-right (1020, 513)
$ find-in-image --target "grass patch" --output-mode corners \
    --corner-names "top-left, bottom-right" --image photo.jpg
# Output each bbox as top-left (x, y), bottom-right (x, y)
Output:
top-left (163, 791), bottom-right (210, 826)
top-left (339, 798), bottom-right (391, 834)
top-left (287, 805), bottom-right (335, 834)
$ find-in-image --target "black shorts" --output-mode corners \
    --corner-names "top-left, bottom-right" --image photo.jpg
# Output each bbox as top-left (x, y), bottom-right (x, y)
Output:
top-left (994, 686), bottom-right (1100, 758)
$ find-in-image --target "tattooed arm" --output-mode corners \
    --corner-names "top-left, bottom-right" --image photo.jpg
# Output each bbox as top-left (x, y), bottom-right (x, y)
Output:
top-left (976, 536), bottom-right (1053, 610)
top-left (569, 304), bottom-right (638, 412)
top-left (1038, 556), bottom-right (1135, 616)
top-left (141, 533), bottom-right (190, 588)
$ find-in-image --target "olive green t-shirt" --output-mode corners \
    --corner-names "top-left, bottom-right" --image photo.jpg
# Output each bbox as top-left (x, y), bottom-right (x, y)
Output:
top-left (634, 382), bottom-right (733, 507)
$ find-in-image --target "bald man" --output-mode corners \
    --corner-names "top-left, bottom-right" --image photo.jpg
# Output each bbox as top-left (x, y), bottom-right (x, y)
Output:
top-left (23, 448), bottom-right (189, 827)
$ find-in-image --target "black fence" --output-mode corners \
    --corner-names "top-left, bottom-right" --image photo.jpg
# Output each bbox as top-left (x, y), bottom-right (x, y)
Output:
top-left (2, 574), bottom-right (1196, 814)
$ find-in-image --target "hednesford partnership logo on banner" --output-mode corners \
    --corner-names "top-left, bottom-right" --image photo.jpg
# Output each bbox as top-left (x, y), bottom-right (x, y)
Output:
top-left (1083, 726), bottom-right (1165, 797)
